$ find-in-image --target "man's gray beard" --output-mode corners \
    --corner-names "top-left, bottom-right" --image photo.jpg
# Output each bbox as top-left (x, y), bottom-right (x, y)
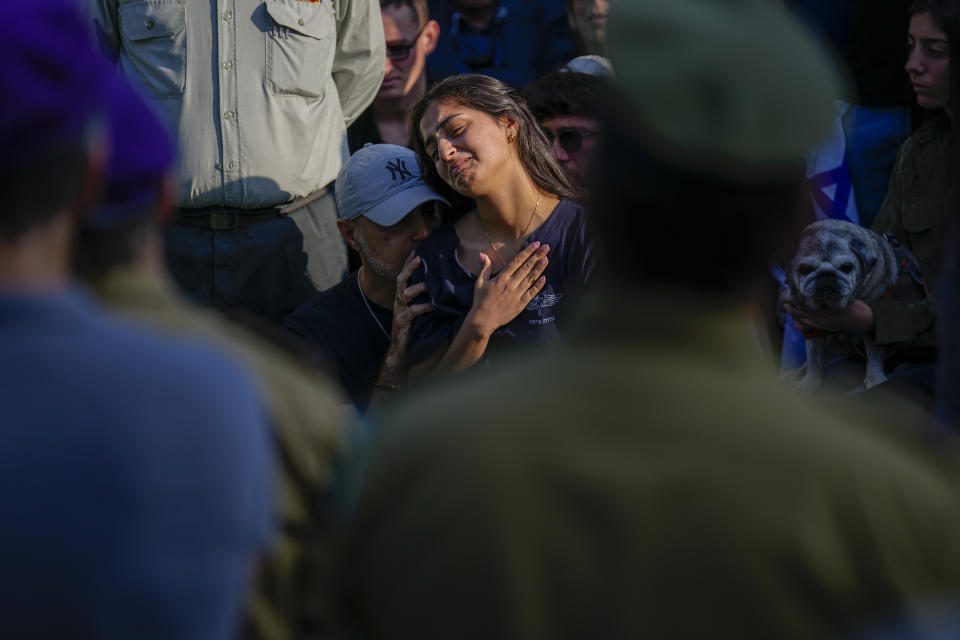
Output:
top-left (356, 228), bottom-right (401, 281)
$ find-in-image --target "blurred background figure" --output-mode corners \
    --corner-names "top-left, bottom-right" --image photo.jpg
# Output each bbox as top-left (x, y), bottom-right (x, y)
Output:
top-left (523, 69), bottom-right (611, 193)
top-left (285, 144), bottom-right (448, 411)
top-left (566, 0), bottom-right (609, 57)
top-left (88, 0), bottom-right (385, 325)
top-left (427, 0), bottom-right (573, 88)
top-left (345, 1), bottom-right (960, 637)
top-left (349, 0), bottom-right (441, 152)
top-left (0, 3), bottom-right (273, 637)
top-left (72, 70), bottom-right (350, 640)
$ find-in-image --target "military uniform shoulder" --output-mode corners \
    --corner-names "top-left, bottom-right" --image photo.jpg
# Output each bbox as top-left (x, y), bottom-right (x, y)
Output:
top-left (909, 112), bottom-right (950, 147)
top-left (888, 115), bottom-right (947, 180)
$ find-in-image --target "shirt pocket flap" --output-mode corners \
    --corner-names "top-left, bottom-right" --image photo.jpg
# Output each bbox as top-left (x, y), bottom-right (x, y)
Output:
top-left (265, 0), bottom-right (332, 40)
top-left (119, 1), bottom-right (185, 41)
top-left (902, 200), bottom-right (933, 232)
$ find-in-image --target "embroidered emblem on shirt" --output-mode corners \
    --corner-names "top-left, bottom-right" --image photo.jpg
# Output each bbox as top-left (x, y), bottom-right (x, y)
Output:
top-left (526, 292), bottom-right (562, 325)
top-left (296, 0), bottom-right (322, 3)
top-left (386, 158), bottom-right (413, 181)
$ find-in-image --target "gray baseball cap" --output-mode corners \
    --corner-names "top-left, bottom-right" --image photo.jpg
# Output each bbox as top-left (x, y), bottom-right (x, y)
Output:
top-left (335, 143), bottom-right (450, 226)
top-left (606, 0), bottom-right (844, 168)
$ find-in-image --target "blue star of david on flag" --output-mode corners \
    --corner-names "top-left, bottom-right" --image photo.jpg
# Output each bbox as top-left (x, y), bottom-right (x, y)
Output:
top-left (808, 155), bottom-right (857, 223)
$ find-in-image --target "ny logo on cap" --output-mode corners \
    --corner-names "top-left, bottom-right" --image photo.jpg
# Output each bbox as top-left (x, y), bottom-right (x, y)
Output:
top-left (386, 158), bottom-right (413, 181)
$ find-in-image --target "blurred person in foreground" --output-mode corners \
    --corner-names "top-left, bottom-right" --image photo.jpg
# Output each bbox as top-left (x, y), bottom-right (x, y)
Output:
top-left (348, 0), bottom-right (441, 152)
top-left (344, 0), bottom-right (960, 637)
top-left (74, 69), bottom-right (352, 640)
top-left (0, 2), bottom-right (273, 638)
top-left (523, 69), bottom-right (610, 192)
top-left (285, 144), bottom-right (449, 411)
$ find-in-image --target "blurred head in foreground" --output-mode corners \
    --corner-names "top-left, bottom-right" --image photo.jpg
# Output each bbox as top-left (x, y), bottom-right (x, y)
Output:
top-left (0, 0), bottom-right (113, 259)
top-left (593, 0), bottom-right (841, 304)
top-left (74, 72), bottom-right (177, 280)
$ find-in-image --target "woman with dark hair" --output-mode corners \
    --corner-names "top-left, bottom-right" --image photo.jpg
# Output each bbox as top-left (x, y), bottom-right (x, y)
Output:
top-left (405, 74), bottom-right (596, 373)
top-left (788, 0), bottom-right (956, 394)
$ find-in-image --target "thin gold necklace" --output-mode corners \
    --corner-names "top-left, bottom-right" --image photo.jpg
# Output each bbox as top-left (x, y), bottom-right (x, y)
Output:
top-left (479, 191), bottom-right (541, 269)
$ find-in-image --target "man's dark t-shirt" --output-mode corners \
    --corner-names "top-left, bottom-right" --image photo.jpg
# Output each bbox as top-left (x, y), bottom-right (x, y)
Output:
top-left (284, 273), bottom-right (391, 411)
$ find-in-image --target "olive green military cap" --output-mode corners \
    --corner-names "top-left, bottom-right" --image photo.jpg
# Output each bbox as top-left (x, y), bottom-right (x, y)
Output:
top-left (607, 0), bottom-right (845, 167)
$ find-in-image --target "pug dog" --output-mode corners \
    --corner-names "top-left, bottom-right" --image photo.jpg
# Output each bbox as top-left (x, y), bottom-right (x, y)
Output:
top-left (784, 219), bottom-right (899, 390)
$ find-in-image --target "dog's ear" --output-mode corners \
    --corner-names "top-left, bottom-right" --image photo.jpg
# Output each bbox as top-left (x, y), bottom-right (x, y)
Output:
top-left (849, 237), bottom-right (877, 274)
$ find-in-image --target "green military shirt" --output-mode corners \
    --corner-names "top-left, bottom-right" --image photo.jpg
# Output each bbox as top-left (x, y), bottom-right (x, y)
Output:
top-left (346, 294), bottom-right (960, 639)
top-left (870, 113), bottom-right (950, 355)
top-left (92, 267), bottom-right (351, 640)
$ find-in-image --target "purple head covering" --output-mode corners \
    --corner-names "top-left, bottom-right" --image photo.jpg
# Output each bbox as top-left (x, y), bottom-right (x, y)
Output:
top-left (93, 75), bottom-right (177, 227)
top-left (0, 0), bottom-right (178, 225)
top-left (0, 0), bottom-right (115, 168)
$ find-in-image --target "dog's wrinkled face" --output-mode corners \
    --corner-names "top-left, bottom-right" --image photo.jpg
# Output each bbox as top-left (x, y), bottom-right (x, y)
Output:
top-left (791, 234), bottom-right (862, 310)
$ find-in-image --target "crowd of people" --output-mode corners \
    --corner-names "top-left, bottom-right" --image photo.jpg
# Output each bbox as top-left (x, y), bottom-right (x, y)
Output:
top-left (4, 0), bottom-right (960, 637)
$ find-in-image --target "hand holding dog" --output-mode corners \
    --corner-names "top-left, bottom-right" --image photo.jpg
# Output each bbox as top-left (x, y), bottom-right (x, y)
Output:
top-left (783, 295), bottom-right (875, 334)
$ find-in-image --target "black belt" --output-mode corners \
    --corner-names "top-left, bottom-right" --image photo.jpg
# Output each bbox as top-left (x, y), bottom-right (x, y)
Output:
top-left (168, 208), bottom-right (280, 230)
top-left (168, 186), bottom-right (330, 230)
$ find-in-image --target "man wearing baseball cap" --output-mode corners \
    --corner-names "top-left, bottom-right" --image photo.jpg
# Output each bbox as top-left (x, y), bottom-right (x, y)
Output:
top-left (345, 0), bottom-right (960, 636)
top-left (285, 144), bottom-right (448, 410)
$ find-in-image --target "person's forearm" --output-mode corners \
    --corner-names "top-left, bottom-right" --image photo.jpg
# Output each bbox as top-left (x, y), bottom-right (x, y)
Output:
top-left (374, 340), bottom-right (409, 388)
top-left (436, 317), bottom-right (492, 373)
top-left (369, 337), bottom-right (414, 404)
top-left (332, 0), bottom-right (385, 126)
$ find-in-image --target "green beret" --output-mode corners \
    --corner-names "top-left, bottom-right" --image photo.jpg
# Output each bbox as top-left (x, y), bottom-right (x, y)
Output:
top-left (607, 0), bottom-right (845, 169)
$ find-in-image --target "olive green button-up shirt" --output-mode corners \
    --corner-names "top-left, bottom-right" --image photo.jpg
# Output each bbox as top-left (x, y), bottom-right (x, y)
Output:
top-left (870, 114), bottom-right (950, 354)
top-left (89, 0), bottom-right (385, 209)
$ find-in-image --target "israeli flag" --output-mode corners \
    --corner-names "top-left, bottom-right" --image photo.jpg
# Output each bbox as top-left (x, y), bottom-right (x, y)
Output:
top-left (778, 100), bottom-right (859, 371)
top-left (806, 101), bottom-right (859, 224)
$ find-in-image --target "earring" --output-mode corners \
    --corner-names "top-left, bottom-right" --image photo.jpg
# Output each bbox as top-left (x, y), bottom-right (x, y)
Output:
top-left (507, 130), bottom-right (516, 143)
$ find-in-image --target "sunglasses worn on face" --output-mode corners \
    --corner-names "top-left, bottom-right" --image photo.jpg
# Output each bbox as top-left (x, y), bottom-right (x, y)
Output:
top-left (542, 127), bottom-right (603, 154)
top-left (386, 25), bottom-right (426, 61)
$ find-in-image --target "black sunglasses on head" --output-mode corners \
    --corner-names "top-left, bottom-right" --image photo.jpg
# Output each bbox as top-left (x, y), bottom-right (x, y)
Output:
top-left (386, 25), bottom-right (426, 61)
top-left (542, 127), bottom-right (603, 154)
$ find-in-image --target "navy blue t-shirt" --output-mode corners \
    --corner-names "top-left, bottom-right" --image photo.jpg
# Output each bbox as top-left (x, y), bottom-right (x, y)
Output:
top-left (284, 273), bottom-right (392, 411)
top-left (408, 199), bottom-right (595, 366)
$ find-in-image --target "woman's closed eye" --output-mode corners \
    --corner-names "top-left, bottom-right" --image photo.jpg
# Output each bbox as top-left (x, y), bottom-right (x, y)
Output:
top-left (907, 38), bottom-right (950, 57)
